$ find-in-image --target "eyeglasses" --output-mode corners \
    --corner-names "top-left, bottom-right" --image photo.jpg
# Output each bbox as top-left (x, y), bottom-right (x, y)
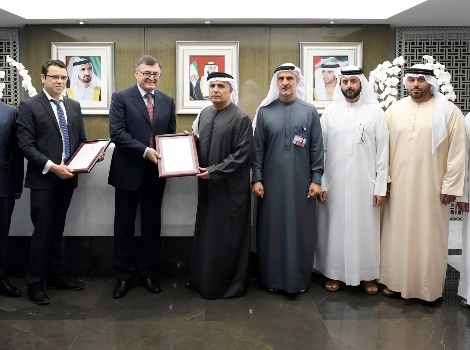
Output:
top-left (46, 75), bottom-right (68, 81)
top-left (137, 70), bottom-right (161, 79)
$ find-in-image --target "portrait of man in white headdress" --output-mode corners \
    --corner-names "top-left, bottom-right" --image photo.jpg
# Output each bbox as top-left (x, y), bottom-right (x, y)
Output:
top-left (313, 56), bottom-right (348, 101)
top-left (66, 56), bottom-right (102, 102)
top-left (190, 60), bottom-right (219, 100)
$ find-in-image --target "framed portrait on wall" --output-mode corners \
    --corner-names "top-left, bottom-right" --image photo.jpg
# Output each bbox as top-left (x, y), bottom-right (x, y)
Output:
top-left (176, 41), bottom-right (239, 114)
top-left (51, 42), bottom-right (115, 115)
top-left (300, 42), bottom-right (363, 113)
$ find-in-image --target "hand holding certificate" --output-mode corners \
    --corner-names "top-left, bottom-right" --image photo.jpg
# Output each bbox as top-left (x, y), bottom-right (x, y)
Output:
top-left (155, 133), bottom-right (200, 178)
top-left (66, 139), bottom-right (111, 173)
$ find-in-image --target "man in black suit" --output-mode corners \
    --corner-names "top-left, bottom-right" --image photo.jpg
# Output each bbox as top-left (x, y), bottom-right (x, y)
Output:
top-left (17, 60), bottom-right (87, 305)
top-left (0, 101), bottom-right (24, 298)
top-left (108, 55), bottom-right (176, 298)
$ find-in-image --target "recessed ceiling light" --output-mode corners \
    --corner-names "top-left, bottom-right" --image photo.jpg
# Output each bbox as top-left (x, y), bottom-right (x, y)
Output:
top-left (78, 21), bottom-right (86, 24)
top-left (204, 20), bottom-right (211, 24)
top-left (329, 20), bottom-right (337, 24)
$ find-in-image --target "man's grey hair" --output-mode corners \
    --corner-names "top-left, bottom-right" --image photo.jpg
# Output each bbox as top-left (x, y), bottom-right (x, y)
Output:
top-left (136, 55), bottom-right (162, 70)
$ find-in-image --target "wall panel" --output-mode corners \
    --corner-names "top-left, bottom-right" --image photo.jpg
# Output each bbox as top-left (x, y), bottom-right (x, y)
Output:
top-left (22, 24), bottom-right (391, 137)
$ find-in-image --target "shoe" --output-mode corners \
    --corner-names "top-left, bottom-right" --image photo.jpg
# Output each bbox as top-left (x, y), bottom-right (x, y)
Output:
top-left (47, 275), bottom-right (84, 291)
top-left (460, 298), bottom-right (470, 308)
top-left (0, 281), bottom-right (22, 297)
top-left (113, 280), bottom-right (130, 298)
top-left (381, 288), bottom-right (401, 299)
top-left (28, 285), bottom-right (49, 305)
top-left (325, 280), bottom-right (341, 292)
top-left (142, 278), bottom-right (161, 294)
top-left (361, 281), bottom-right (379, 295)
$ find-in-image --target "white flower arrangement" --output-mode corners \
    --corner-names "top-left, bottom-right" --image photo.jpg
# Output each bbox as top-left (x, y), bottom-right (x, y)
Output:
top-left (369, 55), bottom-right (456, 111)
top-left (0, 55), bottom-right (37, 100)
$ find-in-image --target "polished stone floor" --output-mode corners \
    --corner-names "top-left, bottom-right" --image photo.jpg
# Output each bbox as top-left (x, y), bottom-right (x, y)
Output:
top-left (0, 267), bottom-right (469, 350)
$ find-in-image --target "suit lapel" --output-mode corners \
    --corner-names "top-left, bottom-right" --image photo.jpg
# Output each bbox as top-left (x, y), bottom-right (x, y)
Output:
top-left (38, 91), bottom-right (61, 135)
top-left (153, 90), bottom-right (163, 125)
top-left (62, 97), bottom-right (76, 146)
top-left (131, 85), bottom-right (151, 125)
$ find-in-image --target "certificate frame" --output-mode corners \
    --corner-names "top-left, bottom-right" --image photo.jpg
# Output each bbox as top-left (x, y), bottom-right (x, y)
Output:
top-left (300, 42), bottom-right (363, 113)
top-left (66, 138), bottom-right (111, 174)
top-left (176, 41), bottom-right (239, 114)
top-left (155, 133), bottom-right (200, 178)
top-left (51, 42), bottom-right (115, 115)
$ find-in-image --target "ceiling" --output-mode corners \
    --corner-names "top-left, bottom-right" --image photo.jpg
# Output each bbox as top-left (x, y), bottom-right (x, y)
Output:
top-left (0, 0), bottom-right (469, 28)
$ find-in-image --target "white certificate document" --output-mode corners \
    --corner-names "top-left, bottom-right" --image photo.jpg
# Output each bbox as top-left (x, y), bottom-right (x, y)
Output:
top-left (68, 140), bottom-right (108, 171)
top-left (161, 137), bottom-right (194, 173)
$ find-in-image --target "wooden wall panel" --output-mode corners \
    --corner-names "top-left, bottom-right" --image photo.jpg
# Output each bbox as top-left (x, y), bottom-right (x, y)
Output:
top-left (22, 24), bottom-right (391, 136)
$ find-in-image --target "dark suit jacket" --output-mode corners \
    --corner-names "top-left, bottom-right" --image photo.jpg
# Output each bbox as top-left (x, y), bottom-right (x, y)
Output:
top-left (16, 91), bottom-right (87, 189)
top-left (108, 84), bottom-right (176, 191)
top-left (0, 102), bottom-right (24, 197)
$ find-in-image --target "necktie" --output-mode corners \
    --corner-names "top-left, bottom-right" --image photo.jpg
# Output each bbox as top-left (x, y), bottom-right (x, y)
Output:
top-left (52, 100), bottom-right (71, 161)
top-left (146, 93), bottom-right (154, 148)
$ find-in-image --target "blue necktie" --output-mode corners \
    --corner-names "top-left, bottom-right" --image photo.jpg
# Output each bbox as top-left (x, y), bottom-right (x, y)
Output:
top-left (52, 100), bottom-right (71, 161)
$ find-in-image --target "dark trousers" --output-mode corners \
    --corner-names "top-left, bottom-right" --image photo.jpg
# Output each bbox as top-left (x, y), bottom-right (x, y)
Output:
top-left (0, 196), bottom-right (15, 283)
top-left (113, 163), bottom-right (166, 282)
top-left (26, 179), bottom-right (75, 286)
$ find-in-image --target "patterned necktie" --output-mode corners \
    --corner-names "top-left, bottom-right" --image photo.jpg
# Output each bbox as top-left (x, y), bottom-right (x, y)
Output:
top-left (146, 93), bottom-right (154, 148)
top-left (52, 99), bottom-right (71, 161)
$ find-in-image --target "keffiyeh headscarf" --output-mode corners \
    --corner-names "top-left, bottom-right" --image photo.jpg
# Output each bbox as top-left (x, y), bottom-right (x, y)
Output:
top-left (192, 72), bottom-right (238, 134)
top-left (67, 56), bottom-right (101, 88)
top-left (314, 57), bottom-right (347, 100)
top-left (252, 63), bottom-right (305, 132)
top-left (332, 66), bottom-right (379, 105)
top-left (404, 64), bottom-right (454, 153)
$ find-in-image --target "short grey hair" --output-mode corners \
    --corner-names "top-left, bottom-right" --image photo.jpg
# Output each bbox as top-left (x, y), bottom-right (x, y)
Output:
top-left (136, 55), bottom-right (162, 70)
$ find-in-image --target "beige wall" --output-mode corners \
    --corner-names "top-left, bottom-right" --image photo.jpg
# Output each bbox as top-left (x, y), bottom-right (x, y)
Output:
top-left (22, 25), bottom-right (391, 139)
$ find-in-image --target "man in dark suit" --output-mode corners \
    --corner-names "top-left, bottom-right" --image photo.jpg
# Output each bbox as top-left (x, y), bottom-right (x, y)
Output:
top-left (108, 55), bottom-right (176, 298)
top-left (0, 101), bottom-right (24, 298)
top-left (17, 60), bottom-right (87, 305)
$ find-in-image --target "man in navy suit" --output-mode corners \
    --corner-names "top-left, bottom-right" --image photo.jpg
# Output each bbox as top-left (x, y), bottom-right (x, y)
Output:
top-left (108, 55), bottom-right (176, 298)
top-left (0, 101), bottom-right (24, 298)
top-left (17, 60), bottom-right (87, 304)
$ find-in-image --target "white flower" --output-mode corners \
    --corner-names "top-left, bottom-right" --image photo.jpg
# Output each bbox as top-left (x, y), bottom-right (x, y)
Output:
top-left (386, 95), bottom-right (397, 104)
top-left (376, 71), bottom-right (388, 82)
top-left (380, 100), bottom-right (390, 108)
top-left (438, 72), bottom-right (451, 85)
top-left (392, 56), bottom-right (405, 65)
top-left (382, 61), bottom-right (392, 68)
top-left (387, 65), bottom-right (402, 76)
top-left (434, 69), bottom-right (444, 78)
top-left (2, 56), bottom-right (37, 97)
top-left (379, 82), bottom-right (385, 91)
top-left (388, 88), bottom-right (398, 96)
top-left (388, 77), bottom-right (400, 87)
top-left (0, 91), bottom-right (3, 99)
top-left (446, 92), bottom-right (456, 101)
top-left (423, 55), bottom-right (434, 63)
top-left (0, 82), bottom-right (5, 90)
top-left (440, 84), bottom-right (453, 93)
top-left (0, 70), bottom-right (5, 79)
top-left (18, 69), bottom-right (29, 77)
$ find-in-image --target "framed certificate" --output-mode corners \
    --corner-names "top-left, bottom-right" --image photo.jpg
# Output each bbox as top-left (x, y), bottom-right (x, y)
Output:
top-left (155, 133), bottom-right (200, 178)
top-left (66, 138), bottom-right (111, 173)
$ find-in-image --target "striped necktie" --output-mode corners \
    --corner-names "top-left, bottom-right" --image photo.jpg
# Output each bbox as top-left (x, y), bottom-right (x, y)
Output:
top-left (52, 99), bottom-right (71, 161)
top-left (146, 93), bottom-right (154, 148)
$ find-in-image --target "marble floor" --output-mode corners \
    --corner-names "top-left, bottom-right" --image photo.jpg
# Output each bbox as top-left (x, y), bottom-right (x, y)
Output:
top-left (0, 222), bottom-right (467, 350)
top-left (0, 268), bottom-right (469, 350)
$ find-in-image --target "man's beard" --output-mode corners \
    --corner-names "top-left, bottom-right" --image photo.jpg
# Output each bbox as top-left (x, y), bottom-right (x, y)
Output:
top-left (341, 85), bottom-right (362, 99)
top-left (80, 75), bottom-right (92, 83)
